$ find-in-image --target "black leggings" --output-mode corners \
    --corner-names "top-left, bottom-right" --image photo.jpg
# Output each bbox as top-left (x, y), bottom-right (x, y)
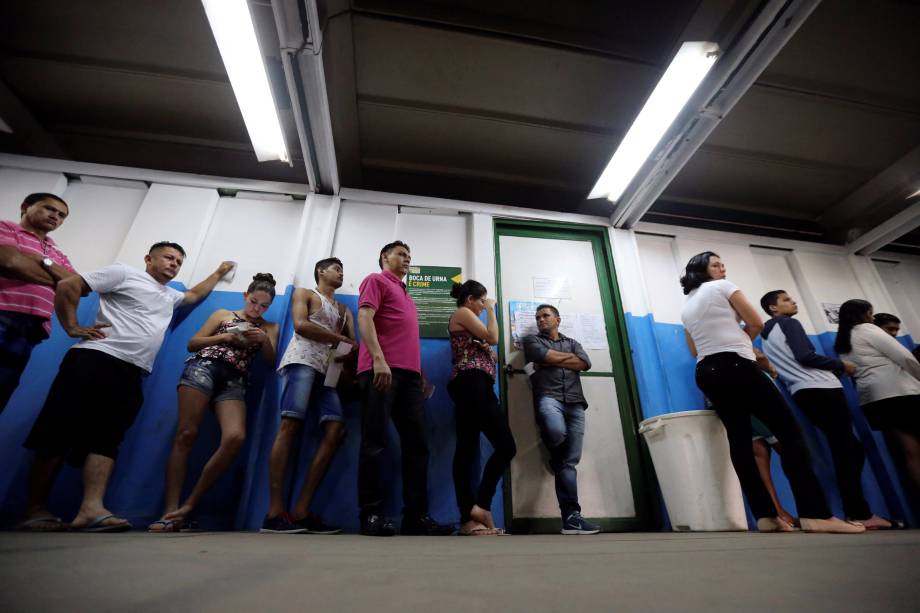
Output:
top-left (447, 369), bottom-right (517, 523)
top-left (696, 352), bottom-right (830, 519)
top-left (793, 388), bottom-right (871, 520)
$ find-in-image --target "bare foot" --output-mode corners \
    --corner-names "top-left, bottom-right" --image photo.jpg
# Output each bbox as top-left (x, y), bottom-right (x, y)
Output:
top-left (857, 515), bottom-right (893, 530)
top-left (163, 504), bottom-right (193, 523)
top-left (800, 516), bottom-right (865, 534)
top-left (756, 516), bottom-right (796, 532)
top-left (469, 505), bottom-right (494, 529)
top-left (778, 509), bottom-right (795, 527)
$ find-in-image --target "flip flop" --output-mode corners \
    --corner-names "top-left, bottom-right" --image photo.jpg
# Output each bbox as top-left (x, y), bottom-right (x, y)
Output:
top-left (16, 515), bottom-right (67, 532)
top-left (179, 520), bottom-right (203, 533)
top-left (73, 514), bottom-right (132, 533)
top-left (459, 527), bottom-right (506, 536)
top-left (147, 519), bottom-right (181, 533)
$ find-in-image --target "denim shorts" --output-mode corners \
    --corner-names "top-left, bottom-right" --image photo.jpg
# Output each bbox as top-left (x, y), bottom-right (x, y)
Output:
top-left (279, 364), bottom-right (344, 423)
top-left (178, 357), bottom-right (247, 403)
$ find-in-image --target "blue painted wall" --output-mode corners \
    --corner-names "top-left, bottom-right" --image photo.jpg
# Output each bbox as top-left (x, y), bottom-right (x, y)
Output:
top-left (0, 287), bottom-right (504, 532)
top-left (624, 312), bottom-right (918, 527)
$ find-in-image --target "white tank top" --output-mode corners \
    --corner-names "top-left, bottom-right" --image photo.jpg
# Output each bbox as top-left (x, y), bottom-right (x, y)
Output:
top-left (278, 289), bottom-right (343, 374)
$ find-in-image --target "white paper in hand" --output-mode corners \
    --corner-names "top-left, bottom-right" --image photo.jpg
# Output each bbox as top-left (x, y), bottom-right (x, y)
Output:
top-left (323, 341), bottom-right (354, 387)
top-left (222, 262), bottom-right (238, 283)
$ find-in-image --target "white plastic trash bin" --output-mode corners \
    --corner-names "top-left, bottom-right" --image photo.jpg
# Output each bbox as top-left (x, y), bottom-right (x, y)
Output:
top-left (639, 410), bottom-right (748, 531)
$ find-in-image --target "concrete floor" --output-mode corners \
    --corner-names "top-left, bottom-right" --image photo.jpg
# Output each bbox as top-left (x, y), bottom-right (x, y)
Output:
top-left (1, 531), bottom-right (918, 612)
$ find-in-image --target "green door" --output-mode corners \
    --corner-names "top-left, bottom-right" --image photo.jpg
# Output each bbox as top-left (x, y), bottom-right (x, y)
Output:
top-left (494, 220), bottom-right (652, 532)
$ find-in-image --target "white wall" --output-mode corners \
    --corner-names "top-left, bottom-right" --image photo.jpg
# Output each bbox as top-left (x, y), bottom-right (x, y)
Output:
top-left (873, 255), bottom-right (920, 339)
top-left (191, 194), bottom-right (304, 294)
top-left (331, 202), bottom-right (474, 295)
top-left (625, 222), bottom-right (917, 340)
top-left (116, 184), bottom-right (220, 285)
top-left (0, 168), bottom-right (67, 212)
top-left (54, 178), bottom-right (148, 272)
top-left (5, 156), bottom-right (918, 337)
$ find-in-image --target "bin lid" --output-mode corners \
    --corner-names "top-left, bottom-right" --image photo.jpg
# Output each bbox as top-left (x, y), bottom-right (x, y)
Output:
top-left (638, 409), bottom-right (716, 429)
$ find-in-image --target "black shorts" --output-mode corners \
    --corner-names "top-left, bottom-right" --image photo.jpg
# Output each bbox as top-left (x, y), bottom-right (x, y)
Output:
top-left (24, 348), bottom-right (145, 465)
top-left (861, 394), bottom-right (920, 432)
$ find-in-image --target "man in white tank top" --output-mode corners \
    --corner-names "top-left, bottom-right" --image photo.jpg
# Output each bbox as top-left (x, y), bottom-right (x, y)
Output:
top-left (261, 258), bottom-right (356, 534)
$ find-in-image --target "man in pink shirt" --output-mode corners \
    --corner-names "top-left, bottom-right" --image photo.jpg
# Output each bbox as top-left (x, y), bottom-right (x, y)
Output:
top-left (356, 240), bottom-right (452, 536)
top-left (0, 193), bottom-right (76, 413)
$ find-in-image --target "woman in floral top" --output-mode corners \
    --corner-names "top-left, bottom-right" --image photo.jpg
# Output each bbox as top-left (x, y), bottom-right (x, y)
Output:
top-left (149, 273), bottom-right (279, 532)
top-left (447, 280), bottom-right (516, 535)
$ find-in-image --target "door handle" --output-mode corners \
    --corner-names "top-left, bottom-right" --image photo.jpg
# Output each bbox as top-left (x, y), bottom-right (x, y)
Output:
top-left (504, 364), bottom-right (527, 376)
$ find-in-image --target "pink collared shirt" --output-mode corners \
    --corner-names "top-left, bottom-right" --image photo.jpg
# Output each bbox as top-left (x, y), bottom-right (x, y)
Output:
top-left (357, 270), bottom-right (421, 374)
top-left (0, 220), bottom-right (76, 336)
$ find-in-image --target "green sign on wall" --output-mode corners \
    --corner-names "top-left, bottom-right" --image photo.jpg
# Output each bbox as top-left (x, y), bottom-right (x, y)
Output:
top-left (406, 265), bottom-right (462, 338)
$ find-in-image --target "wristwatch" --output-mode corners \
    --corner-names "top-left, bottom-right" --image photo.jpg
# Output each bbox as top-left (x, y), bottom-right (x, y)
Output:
top-left (41, 257), bottom-right (59, 287)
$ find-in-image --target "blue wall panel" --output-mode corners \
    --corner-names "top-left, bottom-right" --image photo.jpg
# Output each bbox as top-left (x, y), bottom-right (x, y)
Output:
top-left (0, 288), bottom-right (505, 532)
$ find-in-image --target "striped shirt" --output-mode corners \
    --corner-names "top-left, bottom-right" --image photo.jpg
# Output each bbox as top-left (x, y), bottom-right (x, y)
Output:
top-left (0, 220), bottom-right (75, 337)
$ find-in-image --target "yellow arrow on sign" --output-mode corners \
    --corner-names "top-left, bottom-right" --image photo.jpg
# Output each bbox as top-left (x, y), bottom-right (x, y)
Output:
top-left (451, 273), bottom-right (463, 284)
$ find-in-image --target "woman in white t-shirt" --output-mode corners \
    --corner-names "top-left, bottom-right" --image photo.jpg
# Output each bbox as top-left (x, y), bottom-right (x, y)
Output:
top-left (680, 251), bottom-right (863, 533)
top-left (835, 299), bottom-right (920, 490)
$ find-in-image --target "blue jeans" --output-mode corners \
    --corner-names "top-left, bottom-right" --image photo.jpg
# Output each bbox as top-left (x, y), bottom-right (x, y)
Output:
top-left (535, 396), bottom-right (585, 518)
top-left (279, 364), bottom-right (344, 423)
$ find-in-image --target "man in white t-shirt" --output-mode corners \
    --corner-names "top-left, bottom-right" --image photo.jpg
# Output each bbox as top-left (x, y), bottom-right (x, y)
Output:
top-left (21, 241), bottom-right (233, 532)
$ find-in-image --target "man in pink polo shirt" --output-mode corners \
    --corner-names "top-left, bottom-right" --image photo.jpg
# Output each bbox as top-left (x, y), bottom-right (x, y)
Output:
top-left (356, 240), bottom-right (453, 536)
top-left (0, 193), bottom-right (76, 413)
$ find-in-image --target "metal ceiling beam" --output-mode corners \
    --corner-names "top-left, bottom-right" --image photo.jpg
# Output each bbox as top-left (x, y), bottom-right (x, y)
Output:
top-left (819, 144), bottom-right (920, 236)
top-left (610, 0), bottom-right (822, 228)
top-left (846, 201), bottom-right (920, 256)
top-left (269, 0), bottom-right (340, 194)
top-left (0, 77), bottom-right (67, 157)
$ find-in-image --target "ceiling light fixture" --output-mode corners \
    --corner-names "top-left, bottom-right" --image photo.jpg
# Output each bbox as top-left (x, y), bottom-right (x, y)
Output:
top-left (201, 0), bottom-right (289, 163)
top-left (588, 41), bottom-right (720, 202)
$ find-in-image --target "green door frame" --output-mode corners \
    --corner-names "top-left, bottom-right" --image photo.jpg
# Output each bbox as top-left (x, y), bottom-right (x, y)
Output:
top-left (494, 218), bottom-right (657, 533)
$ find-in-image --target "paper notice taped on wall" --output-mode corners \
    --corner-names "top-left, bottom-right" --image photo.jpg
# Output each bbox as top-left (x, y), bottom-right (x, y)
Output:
top-left (509, 301), bottom-right (607, 351)
top-left (510, 301), bottom-right (541, 349)
top-left (532, 276), bottom-right (571, 299)
top-left (577, 313), bottom-right (608, 350)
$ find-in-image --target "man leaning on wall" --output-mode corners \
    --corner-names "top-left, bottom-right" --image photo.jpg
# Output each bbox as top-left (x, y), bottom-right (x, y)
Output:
top-left (18, 242), bottom-right (233, 532)
top-left (523, 304), bottom-right (600, 535)
top-left (0, 193), bottom-right (76, 414)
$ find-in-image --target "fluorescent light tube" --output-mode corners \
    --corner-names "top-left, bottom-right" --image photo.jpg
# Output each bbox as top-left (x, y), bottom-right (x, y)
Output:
top-left (588, 41), bottom-right (719, 202)
top-left (201, 0), bottom-right (289, 163)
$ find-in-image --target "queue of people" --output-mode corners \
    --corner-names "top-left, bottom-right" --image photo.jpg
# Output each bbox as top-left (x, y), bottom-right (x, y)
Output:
top-left (1, 193), bottom-right (918, 535)
top-left (681, 251), bottom-right (919, 532)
